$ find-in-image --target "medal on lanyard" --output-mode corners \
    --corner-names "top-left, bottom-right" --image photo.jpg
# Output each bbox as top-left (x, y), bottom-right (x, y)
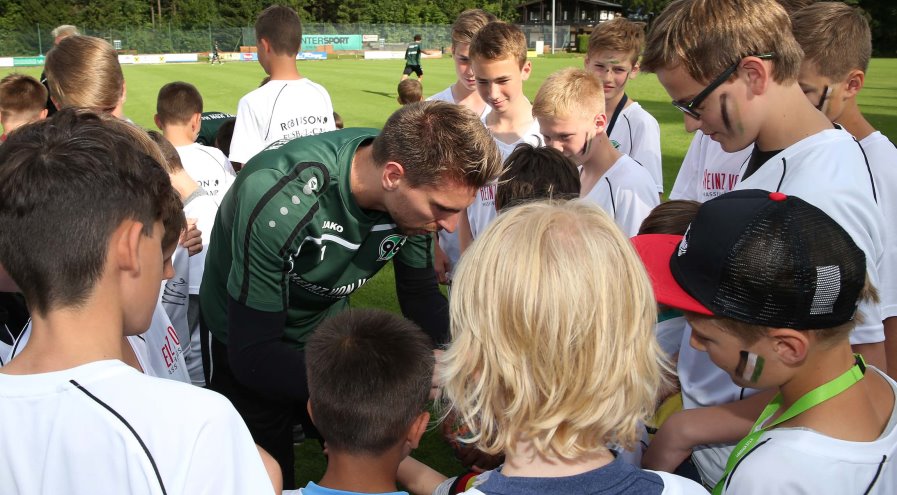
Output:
top-left (712, 354), bottom-right (867, 494)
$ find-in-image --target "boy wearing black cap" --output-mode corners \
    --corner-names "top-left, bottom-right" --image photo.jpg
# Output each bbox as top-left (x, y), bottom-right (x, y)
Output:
top-left (633, 189), bottom-right (896, 494)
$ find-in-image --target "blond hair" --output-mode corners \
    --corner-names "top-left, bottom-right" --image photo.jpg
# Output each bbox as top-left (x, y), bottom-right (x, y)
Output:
top-left (533, 68), bottom-right (605, 120)
top-left (587, 17), bottom-right (646, 64)
top-left (642, 0), bottom-right (803, 84)
top-left (45, 36), bottom-right (124, 112)
top-left (51, 25), bottom-right (79, 40)
top-left (792, 2), bottom-right (871, 80)
top-left (442, 200), bottom-right (669, 459)
top-left (451, 9), bottom-right (497, 51)
top-left (372, 100), bottom-right (502, 190)
top-left (469, 21), bottom-right (528, 68)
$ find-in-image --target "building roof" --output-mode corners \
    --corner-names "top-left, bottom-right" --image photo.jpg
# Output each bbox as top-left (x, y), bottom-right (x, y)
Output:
top-left (516, 0), bottom-right (623, 9)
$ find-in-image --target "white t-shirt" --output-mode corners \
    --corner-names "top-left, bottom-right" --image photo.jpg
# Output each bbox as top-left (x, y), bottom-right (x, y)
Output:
top-left (229, 78), bottom-right (336, 164)
top-left (720, 367), bottom-right (897, 495)
top-left (427, 85), bottom-right (490, 273)
top-left (861, 131), bottom-right (897, 319)
top-left (0, 360), bottom-right (275, 495)
top-left (669, 130), bottom-right (753, 203)
top-left (175, 143), bottom-right (235, 204)
top-left (581, 154), bottom-right (660, 237)
top-left (734, 128), bottom-right (886, 345)
top-left (182, 189), bottom-right (218, 295)
top-left (608, 102), bottom-right (663, 193)
top-left (467, 119), bottom-right (543, 240)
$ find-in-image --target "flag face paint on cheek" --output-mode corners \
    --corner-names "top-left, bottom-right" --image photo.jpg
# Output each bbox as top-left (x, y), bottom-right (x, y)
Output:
top-left (736, 350), bottom-right (765, 383)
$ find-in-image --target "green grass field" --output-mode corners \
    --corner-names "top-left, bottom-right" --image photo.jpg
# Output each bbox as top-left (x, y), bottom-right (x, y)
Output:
top-left (4, 56), bottom-right (897, 485)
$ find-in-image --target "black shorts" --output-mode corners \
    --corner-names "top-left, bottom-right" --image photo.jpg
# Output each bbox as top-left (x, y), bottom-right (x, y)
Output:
top-left (403, 64), bottom-right (423, 77)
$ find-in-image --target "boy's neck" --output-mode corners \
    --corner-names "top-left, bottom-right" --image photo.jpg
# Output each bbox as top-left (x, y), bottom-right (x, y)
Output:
top-left (451, 81), bottom-right (487, 114)
top-left (834, 100), bottom-right (876, 141)
top-left (777, 343), bottom-right (859, 412)
top-left (501, 441), bottom-right (615, 478)
top-left (755, 83), bottom-right (834, 151)
top-left (485, 100), bottom-right (534, 143)
top-left (1, 291), bottom-right (125, 375)
top-left (318, 449), bottom-right (403, 494)
top-left (162, 125), bottom-right (196, 147)
top-left (605, 91), bottom-right (630, 116)
top-left (266, 57), bottom-right (303, 81)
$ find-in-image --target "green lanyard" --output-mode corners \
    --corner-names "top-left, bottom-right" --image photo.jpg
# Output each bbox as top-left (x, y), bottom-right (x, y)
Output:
top-left (712, 354), bottom-right (867, 495)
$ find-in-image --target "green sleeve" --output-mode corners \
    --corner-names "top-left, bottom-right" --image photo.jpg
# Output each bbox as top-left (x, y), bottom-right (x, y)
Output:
top-left (395, 232), bottom-right (435, 269)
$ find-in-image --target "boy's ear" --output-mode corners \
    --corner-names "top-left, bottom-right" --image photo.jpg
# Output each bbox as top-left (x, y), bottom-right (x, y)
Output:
top-left (767, 328), bottom-right (810, 366)
top-left (306, 400), bottom-right (316, 426)
top-left (113, 220), bottom-right (147, 275)
top-left (593, 111), bottom-right (608, 134)
top-left (37, 108), bottom-right (48, 121)
top-left (521, 60), bottom-right (533, 81)
top-left (841, 69), bottom-right (866, 99)
top-left (258, 37), bottom-right (271, 54)
top-left (191, 113), bottom-right (202, 133)
top-left (154, 114), bottom-right (164, 131)
top-left (406, 411), bottom-right (430, 450)
top-left (382, 161), bottom-right (406, 191)
top-left (740, 55), bottom-right (771, 96)
top-left (630, 61), bottom-right (640, 79)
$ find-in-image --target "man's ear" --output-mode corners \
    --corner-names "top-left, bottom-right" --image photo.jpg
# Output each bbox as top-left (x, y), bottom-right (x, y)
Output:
top-left (382, 161), bottom-right (406, 192)
top-left (767, 328), bottom-right (810, 366)
top-left (842, 69), bottom-right (865, 99)
top-left (741, 55), bottom-right (771, 96)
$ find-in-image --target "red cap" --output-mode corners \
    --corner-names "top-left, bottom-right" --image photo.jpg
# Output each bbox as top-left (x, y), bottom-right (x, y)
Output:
top-left (631, 234), bottom-right (713, 315)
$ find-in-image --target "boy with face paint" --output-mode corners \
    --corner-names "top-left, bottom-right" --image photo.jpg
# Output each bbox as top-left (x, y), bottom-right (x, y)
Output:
top-left (534, 68), bottom-right (658, 237)
top-left (639, 0), bottom-right (888, 486)
top-left (585, 17), bottom-right (663, 197)
top-left (633, 189), bottom-right (897, 495)
top-left (792, 2), bottom-right (897, 381)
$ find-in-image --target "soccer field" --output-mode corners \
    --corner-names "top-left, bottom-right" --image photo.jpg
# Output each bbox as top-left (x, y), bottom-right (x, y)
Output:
top-left (4, 57), bottom-right (897, 484)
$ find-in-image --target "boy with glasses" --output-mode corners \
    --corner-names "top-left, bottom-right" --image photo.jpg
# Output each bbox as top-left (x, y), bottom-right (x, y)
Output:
top-left (639, 0), bottom-right (887, 487)
top-left (792, 2), bottom-right (897, 381)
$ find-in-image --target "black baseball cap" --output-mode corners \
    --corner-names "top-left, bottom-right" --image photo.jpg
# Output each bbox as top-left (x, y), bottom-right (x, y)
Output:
top-left (632, 189), bottom-right (866, 330)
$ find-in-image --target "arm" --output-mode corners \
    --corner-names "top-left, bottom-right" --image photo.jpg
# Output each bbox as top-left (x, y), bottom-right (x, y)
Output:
top-left (394, 234), bottom-right (450, 346)
top-left (397, 457), bottom-right (448, 495)
top-left (642, 388), bottom-right (775, 472)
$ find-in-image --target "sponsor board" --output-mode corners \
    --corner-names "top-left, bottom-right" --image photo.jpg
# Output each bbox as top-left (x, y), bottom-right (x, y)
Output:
top-left (118, 53), bottom-right (198, 64)
top-left (302, 34), bottom-right (362, 50)
top-left (12, 56), bottom-right (45, 67)
top-left (0, 57), bottom-right (14, 68)
top-left (296, 52), bottom-right (328, 60)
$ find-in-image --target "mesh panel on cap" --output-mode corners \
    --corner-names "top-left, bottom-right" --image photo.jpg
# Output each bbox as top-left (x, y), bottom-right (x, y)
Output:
top-left (711, 199), bottom-right (865, 330)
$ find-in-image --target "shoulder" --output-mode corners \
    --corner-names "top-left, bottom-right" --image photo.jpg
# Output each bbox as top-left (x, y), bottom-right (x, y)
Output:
top-left (623, 102), bottom-right (660, 129)
top-left (427, 86), bottom-right (454, 103)
top-left (648, 471), bottom-right (708, 494)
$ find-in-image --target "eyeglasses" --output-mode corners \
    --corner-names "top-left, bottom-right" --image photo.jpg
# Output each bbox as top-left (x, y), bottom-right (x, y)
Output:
top-left (672, 53), bottom-right (775, 120)
top-left (815, 85), bottom-right (832, 112)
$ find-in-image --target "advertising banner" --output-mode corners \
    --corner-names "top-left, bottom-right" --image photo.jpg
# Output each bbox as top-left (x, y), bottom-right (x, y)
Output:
top-left (302, 35), bottom-right (362, 51)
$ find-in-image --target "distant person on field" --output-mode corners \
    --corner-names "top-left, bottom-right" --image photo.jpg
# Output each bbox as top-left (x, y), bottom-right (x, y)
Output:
top-left (427, 8), bottom-right (496, 286)
top-left (792, 1), bottom-right (897, 381)
top-left (155, 81), bottom-right (236, 204)
top-left (211, 40), bottom-right (223, 64)
top-left (398, 79), bottom-right (423, 105)
top-left (586, 18), bottom-right (663, 197)
top-left (40, 24), bottom-right (79, 117)
top-left (0, 74), bottom-right (48, 141)
top-left (229, 5), bottom-right (336, 168)
top-left (283, 309), bottom-right (434, 495)
top-left (401, 34), bottom-right (438, 83)
top-left (534, 68), bottom-right (658, 237)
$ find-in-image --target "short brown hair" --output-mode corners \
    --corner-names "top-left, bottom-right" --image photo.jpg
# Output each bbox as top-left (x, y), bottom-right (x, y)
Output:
top-left (156, 82), bottom-right (203, 127)
top-left (469, 22), bottom-right (528, 68)
top-left (255, 5), bottom-right (302, 56)
top-left (451, 9), bottom-right (497, 51)
top-left (495, 144), bottom-right (581, 211)
top-left (637, 200), bottom-right (700, 236)
top-left (792, 2), bottom-right (871, 80)
top-left (45, 36), bottom-right (124, 112)
top-left (306, 309), bottom-right (433, 455)
top-left (533, 68), bottom-right (605, 120)
top-left (587, 17), bottom-right (646, 64)
top-left (0, 74), bottom-right (48, 119)
top-left (147, 130), bottom-right (185, 174)
top-left (397, 79), bottom-right (423, 105)
top-left (642, 0), bottom-right (803, 84)
top-left (372, 101), bottom-right (502, 190)
top-left (776, 0), bottom-right (816, 16)
top-left (0, 109), bottom-right (179, 315)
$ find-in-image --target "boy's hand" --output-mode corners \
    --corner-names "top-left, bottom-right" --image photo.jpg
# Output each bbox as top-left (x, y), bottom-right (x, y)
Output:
top-left (180, 218), bottom-right (203, 257)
